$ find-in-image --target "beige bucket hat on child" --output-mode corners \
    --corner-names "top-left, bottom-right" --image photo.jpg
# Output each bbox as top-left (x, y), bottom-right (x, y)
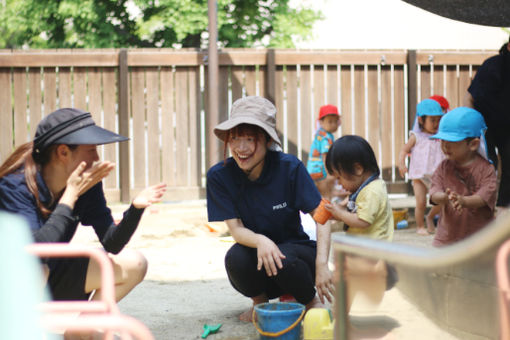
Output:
top-left (214, 96), bottom-right (282, 151)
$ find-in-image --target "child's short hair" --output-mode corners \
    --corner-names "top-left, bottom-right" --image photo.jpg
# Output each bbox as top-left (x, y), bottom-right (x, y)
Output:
top-left (325, 135), bottom-right (380, 176)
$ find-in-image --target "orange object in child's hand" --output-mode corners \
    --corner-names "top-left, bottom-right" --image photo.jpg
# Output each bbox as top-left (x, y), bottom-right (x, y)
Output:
top-left (313, 198), bottom-right (332, 224)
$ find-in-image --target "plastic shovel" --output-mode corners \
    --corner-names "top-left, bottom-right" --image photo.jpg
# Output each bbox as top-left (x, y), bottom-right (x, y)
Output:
top-left (201, 323), bottom-right (222, 338)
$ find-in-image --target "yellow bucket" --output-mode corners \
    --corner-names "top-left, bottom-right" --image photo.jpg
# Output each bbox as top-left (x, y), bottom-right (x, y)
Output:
top-left (302, 308), bottom-right (333, 340)
top-left (392, 208), bottom-right (408, 229)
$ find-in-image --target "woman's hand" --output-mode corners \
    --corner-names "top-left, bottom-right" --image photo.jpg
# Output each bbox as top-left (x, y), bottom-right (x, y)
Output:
top-left (315, 263), bottom-right (334, 304)
top-left (60, 161), bottom-right (115, 207)
top-left (132, 183), bottom-right (167, 209)
top-left (256, 235), bottom-right (286, 277)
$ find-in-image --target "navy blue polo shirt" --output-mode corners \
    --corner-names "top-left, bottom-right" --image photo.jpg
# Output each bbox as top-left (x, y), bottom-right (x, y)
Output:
top-left (206, 151), bottom-right (321, 244)
top-left (0, 170), bottom-right (113, 240)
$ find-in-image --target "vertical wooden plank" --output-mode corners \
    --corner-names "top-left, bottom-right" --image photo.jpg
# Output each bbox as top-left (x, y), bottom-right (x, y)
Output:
top-left (353, 65), bottom-right (365, 138)
top-left (102, 68), bottom-right (118, 189)
top-left (58, 67), bottom-right (72, 108)
top-left (146, 67), bottom-right (161, 184)
top-left (380, 66), bottom-right (392, 181)
top-left (188, 67), bottom-right (201, 186)
top-left (43, 67), bottom-right (57, 116)
top-left (217, 66), bottom-right (229, 156)
top-left (90, 67), bottom-right (108, 190)
top-left (259, 66), bottom-right (267, 99)
top-left (420, 65), bottom-right (431, 101)
top-left (274, 66), bottom-right (284, 150)
top-left (433, 65), bottom-right (444, 97)
top-left (446, 65), bottom-right (459, 110)
top-left (131, 67), bottom-right (146, 188)
top-left (407, 50), bottom-right (418, 131)
top-left (231, 66), bottom-right (243, 102)
top-left (458, 65), bottom-right (471, 108)
top-left (394, 66), bottom-right (406, 182)
top-left (366, 66), bottom-right (379, 158)
top-left (118, 50), bottom-right (130, 202)
top-left (340, 65), bottom-right (353, 136)
top-left (0, 69), bottom-right (13, 162)
top-left (175, 67), bottom-right (189, 186)
top-left (265, 49), bottom-right (275, 103)
top-left (88, 68), bottom-right (102, 123)
top-left (326, 65), bottom-right (338, 106)
top-left (286, 66), bottom-right (298, 157)
top-left (300, 65), bottom-right (312, 164)
top-left (13, 68), bottom-right (28, 146)
top-left (28, 68), bottom-right (42, 138)
top-left (313, 65), bottom-right (325, 121)
top-left (73, 67), bottom-right (87, 110)
top-left (244, 66), bottom-right (256, 96)
top-left (161, 67), bottom-right (175, 186)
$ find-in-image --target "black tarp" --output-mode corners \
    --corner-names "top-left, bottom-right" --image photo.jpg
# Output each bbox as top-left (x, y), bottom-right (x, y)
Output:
top-left (402, 0), bottom-right (510, 27)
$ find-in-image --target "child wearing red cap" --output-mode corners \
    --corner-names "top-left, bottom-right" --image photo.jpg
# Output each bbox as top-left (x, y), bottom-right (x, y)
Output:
top-left (429, 95), bottom-right (450, 113)
top-left (306, 104), bottom-right (341, 199)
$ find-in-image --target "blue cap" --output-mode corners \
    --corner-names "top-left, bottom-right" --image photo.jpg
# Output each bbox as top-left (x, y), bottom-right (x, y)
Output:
top-left (430, 107), bottom-right (487, 142)
top-left (416, 98), bottom-right (444, 117)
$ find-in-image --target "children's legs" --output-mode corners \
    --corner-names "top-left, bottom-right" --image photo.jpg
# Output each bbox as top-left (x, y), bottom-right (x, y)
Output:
top-left (426, 204), bottom-right (440, 233)
top-left (85, 249), bottom-right (148, 302)
top-left (412, 179), bottom-right (428, 234)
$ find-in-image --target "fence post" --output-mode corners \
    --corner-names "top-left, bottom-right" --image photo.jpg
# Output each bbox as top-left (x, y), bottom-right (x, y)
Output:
top-left (266, 49), bottom-right (276, 104)
top-left (118, 49), bottom-right (130, 203)
top-left (206, 0), bottom-right (220, 170)
top-left (407, 50), bottom-right (417, 131)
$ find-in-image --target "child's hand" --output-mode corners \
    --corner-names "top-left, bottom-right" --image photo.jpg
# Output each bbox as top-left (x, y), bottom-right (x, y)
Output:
top-left (398, 163), bottom-right (408, 178)
top-left (446, 188), bottom-right (464, 212)
top-left (325, 197), bottom-right (348, 221)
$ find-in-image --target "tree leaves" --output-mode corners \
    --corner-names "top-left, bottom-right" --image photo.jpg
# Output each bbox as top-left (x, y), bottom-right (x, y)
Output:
top-left (0, 0), bottom-right (322, 48)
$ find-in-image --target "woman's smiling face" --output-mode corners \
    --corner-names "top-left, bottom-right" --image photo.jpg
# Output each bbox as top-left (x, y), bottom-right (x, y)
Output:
top-left (228, 124), bottom-right (270, 180)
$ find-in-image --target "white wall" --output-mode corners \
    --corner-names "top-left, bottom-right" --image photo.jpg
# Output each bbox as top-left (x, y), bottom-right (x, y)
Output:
top-left (294, 0), bottom-right (509, 50)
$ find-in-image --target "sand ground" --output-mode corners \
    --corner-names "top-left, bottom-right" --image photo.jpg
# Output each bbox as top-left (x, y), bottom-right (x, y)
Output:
top-left (71, 199), bottom-right (458, 340)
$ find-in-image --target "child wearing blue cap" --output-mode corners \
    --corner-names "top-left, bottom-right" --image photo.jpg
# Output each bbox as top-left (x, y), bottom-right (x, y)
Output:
top-left (429, 107), bottom-right (497, 247)
top-left (398, 99), bottom-right (445, 235)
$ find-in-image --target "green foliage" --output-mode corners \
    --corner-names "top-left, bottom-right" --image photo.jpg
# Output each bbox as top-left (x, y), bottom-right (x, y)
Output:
top-left (0, 0), bottom-right (323, 48)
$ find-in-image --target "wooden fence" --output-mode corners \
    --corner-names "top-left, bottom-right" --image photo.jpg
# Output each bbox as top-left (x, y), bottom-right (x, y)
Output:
top-left (0, 49), bottom-right (496, 202)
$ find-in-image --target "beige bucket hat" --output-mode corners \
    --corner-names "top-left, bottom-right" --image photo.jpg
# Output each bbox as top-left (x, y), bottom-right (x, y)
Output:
top-left (214, 96), bottom-right (282, 151)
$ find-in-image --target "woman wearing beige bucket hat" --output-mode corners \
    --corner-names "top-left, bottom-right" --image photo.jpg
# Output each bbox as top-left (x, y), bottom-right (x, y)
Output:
top-left (207, 96), bottom-right (334, 321)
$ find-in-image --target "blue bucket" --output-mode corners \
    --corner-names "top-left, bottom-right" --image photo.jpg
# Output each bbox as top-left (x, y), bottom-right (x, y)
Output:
top-left (253, 302), bottom-right (305, 340)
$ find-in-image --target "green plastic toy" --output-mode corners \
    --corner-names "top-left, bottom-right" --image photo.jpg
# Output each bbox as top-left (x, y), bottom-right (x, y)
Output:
top-left (201, 323), bottom-right (222, 338)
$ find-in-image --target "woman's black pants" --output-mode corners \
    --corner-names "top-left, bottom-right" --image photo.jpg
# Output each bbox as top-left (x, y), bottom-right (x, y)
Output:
top-left (224, 242), bottom-right (317, 305)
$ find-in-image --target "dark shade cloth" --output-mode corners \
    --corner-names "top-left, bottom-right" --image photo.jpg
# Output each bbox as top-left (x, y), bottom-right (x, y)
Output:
top-left (402, 0), bottom-right (510, 27)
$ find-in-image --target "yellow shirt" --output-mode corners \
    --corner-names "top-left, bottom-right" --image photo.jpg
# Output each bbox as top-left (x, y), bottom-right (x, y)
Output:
top-left (348, 179), bottom-right (394, 241)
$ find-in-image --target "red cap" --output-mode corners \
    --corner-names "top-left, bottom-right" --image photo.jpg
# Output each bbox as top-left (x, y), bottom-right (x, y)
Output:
top-left (429, 95), bottom-right (450, 111)
top-left (318, 104), bottom-right (340, 120)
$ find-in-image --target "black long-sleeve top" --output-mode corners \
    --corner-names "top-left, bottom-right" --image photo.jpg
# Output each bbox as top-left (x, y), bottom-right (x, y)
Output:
top-left (0, 170), bottom-right (144, 256)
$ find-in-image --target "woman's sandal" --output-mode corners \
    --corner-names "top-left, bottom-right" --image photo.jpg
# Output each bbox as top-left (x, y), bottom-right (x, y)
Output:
top-left (416, 228), bottom-right (429, 236)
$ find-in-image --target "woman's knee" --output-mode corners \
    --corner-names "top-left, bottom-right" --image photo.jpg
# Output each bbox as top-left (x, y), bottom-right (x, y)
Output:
top-left (112, 249), bottom-right (148, 284)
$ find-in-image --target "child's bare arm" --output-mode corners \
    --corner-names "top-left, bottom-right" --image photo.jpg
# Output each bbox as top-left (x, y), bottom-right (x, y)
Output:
top-left (324, 199), bottom-right (371, 229)
top-left (447, 190), bottom-right (487, 211)
top-left (430, 191), bottom-right (448, 206)
top-left (398, 134), bottom-right (416, 177)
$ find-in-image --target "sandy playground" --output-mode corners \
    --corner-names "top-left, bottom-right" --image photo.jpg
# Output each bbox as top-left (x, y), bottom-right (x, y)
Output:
top-left (70, 199), bottom-right (458, 340)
